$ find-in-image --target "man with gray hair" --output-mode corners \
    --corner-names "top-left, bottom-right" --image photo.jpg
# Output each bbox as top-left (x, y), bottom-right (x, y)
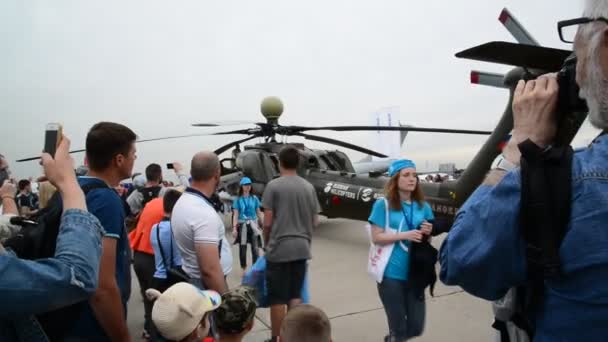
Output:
top-left (171, 151), bottom-right (227, 294)
top-left (440, 0), bottom-right (608, 340)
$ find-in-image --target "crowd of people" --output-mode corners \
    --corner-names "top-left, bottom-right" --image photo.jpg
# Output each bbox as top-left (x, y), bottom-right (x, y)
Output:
top-left (0, 123), bottom-right (329, 342)
top-left (2, 2), bottom-right (608, 341)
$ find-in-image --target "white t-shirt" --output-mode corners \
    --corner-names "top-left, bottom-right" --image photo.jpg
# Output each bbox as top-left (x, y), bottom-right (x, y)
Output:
top-left (171, 190), bottom-right (226, 279)
top-left (220, 228), bottom-right (233, 276)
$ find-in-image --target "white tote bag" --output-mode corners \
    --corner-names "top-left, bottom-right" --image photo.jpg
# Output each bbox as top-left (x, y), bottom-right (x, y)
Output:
top-left (366, 199), bottom-right (397, 283)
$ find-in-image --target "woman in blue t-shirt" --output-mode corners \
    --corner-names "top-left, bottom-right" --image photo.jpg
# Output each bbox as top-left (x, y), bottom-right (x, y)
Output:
top-left (231, 177), bottom-right (263, 271)
top-left (368, 159), bottom-right (434, 342)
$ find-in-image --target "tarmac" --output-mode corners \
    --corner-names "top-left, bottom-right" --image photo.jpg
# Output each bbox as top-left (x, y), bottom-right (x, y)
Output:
top-left (128, 217), bottom-right (494, 341)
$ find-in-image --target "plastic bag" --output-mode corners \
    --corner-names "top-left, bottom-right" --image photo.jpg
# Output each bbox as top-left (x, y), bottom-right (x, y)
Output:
top-left (242, 255), bottom-right (310, 308)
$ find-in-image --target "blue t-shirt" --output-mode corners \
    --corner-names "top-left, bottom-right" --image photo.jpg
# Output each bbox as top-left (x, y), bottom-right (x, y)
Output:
top-left (150, 220), bottom-right (183, 279)
top-left (368, 198), bottom-right (434, 281)
top-left (67, 177), bottom-right (131, 340)
top-left (232, 195), bottom-right (261, 222)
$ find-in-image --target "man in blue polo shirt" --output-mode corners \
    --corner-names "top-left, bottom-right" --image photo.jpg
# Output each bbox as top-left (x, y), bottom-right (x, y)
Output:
top-left (64, 122), bottom-right (137, 342)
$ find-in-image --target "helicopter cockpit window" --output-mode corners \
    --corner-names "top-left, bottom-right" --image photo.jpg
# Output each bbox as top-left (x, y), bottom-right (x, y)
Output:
top-left (315, 157), bottom-right (329, 170)
top-left (326, 151), bottom-right (355, 173)
top-left (236, 150), bottom-right (278, 184)
top-left (259, 153), bottom-right (278, 179)
top-left (268, 155), bottom-right (280, 173)
top-left (319, 155), bottom-right (339, 171)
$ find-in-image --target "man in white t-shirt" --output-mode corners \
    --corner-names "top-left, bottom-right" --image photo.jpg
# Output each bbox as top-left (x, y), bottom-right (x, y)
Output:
top-left (172, 151), bottom-right (227, 294)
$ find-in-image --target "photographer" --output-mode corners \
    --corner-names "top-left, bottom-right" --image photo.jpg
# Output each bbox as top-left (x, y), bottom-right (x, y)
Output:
top-left (0, 137), bottom-right (104, 340)
top-left (440, 2), bottom-right (608, 340)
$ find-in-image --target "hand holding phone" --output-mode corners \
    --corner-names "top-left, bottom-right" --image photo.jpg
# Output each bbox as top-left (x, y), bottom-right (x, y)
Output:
top-left (166, 163), bottom-right (174, 170)
top-left (44, 123), bottom-right (63, 158)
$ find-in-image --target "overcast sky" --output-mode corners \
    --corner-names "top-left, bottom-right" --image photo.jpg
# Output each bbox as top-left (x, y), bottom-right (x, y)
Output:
top-left (1, 0), bottom-right (592, 179)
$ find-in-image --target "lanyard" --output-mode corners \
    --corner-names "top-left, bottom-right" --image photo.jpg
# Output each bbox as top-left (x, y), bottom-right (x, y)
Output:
top-left (240, 196), bottom-right (254, 219)
top-left (401, 202), bottom-right (414, 231)
top-left (185, 187), bottom-right (215, 208)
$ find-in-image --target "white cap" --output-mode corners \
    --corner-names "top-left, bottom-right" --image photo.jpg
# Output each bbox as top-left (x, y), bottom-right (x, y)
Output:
top-left (146, 283), bottom-right (222, 341)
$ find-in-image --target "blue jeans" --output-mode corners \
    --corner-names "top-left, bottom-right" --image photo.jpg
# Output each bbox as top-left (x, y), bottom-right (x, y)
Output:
top-left (377, 278), bottom-right (426, 341)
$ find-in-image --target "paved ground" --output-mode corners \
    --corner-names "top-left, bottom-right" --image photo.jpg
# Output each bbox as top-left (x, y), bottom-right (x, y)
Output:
top-left (128, 217), bottom-right (494, 341)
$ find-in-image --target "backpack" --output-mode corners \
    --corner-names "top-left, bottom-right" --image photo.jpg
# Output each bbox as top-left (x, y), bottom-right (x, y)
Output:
top-left (409, 235), bottom-right (438, 298)
top-left (5, 183), bottom-right (108, 259)
top-left (3, 182), bottom-right (109, 340)
top-left (492, 140), bottom-right (573, 342)
top-left (141, 185), bottom-right (162, 208)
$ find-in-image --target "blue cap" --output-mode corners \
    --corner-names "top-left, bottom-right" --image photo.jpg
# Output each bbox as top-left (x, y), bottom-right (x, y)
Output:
top-left (388, 159), bottom-right (416, 177)
top-left (239, 177), bottom-right (252, 186)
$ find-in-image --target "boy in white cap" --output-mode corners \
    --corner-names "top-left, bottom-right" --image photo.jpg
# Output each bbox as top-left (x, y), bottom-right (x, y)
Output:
top-left (146, 282), bottom-right (222, 342)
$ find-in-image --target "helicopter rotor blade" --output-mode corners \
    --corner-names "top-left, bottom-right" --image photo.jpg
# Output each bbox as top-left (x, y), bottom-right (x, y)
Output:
top-left (470, 70), bottom-right (508, 89)
top-left (293, 132), bottom-right (388, 158)
top-left (210, 128), bottom-right (259, 135)
top-left (16, 132), bottom-right (224, 162)
top-left (455, 41), bottom-right (571, 71)
top-left (498, 8), bottom-right (539, 46)
top-left (290, 126), bottom-right (492, 135)
top-left (214, 134), bottom-right (260, 155)
top-left (136, 132), bottom-right (226, 143)
top-left (192, 121), bottom-right (264, 127)
top-left (16, 149), bottom-right (86, 162)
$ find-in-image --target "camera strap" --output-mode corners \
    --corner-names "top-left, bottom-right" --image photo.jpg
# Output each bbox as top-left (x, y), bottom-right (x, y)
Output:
top-left (515, 139), bottom-right (573, 338)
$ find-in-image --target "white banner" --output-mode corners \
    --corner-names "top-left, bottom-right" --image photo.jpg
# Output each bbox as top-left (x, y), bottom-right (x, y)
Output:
top-left (369, 106), bottom-right (402, 161)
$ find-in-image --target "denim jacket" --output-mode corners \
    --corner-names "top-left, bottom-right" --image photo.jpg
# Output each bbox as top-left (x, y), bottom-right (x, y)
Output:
top-left (0, 209), bottom-right (104, 342)
top-left (440, 134), bottom-right (608, 341)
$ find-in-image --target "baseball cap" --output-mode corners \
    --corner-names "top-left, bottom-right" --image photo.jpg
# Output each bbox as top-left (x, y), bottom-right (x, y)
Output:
top-left (215, 286), bottom-right (258, 334)
top-left (239, 177), bottom-right (252, 186)
top-left (146, 283), bottom-right (222, 341)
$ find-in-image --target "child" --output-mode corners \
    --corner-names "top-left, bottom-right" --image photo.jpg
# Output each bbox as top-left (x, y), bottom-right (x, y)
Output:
top-left (216, 286), bottom-right (258, 342)
top-left (146, 283), bottom-right (221, 342)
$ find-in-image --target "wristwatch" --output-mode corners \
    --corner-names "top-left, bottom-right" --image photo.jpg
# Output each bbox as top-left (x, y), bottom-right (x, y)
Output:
top-left (491, 154), bottom-right (518, 172)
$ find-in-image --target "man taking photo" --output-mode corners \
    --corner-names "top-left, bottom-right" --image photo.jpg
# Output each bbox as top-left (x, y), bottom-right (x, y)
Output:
top-left (440, 1), bottom-right (608, 340)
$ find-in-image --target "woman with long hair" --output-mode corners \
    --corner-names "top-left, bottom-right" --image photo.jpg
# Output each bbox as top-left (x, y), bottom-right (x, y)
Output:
top-left (368, 159), bottom-right (434, 342)
top-left (232, 177), bottom-right (263, 272)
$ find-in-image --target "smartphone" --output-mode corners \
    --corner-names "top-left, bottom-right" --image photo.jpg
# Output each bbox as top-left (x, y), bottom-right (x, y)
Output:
top-left (44, 123), bottom-right (63, 158)
top-left (166, 163), bottom-right (174, 170)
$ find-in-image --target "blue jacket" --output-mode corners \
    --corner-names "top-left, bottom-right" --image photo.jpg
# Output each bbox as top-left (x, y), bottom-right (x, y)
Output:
top-left (440, 135), bottom-right (608, 341)
top-left (0, 209), bottom-right (104, 341)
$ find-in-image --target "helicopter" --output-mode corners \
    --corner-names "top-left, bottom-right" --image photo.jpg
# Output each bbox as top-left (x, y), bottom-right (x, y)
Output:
top-left (16, 8), bottom-right (587, 231)
top-left (203, 95), bottom-right (491, 228)
top-left (207, 7), bottom-right (588, 230)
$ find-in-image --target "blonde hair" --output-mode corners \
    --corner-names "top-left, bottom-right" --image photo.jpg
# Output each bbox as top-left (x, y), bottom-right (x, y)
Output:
top-left (38, 181), bottom-right (57, 209)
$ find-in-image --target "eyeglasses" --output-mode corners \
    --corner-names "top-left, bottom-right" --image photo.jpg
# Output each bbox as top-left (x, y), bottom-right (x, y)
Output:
top-left (558, 17), bottom-right (608, 43)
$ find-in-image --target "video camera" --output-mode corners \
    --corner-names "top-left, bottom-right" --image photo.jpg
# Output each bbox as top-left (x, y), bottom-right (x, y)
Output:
top-left (557, 53), bottom-right (588, 116)
top-left (555, 54), bottom-right (589, 146)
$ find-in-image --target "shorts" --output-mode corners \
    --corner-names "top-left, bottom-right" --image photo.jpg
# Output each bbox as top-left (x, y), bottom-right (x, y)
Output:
top-left (266, 259), bottom-right (307, 305)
